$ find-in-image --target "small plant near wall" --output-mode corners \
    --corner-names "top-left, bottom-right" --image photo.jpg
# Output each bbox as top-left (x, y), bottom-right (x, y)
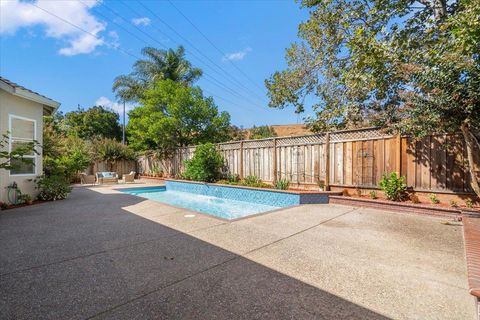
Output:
top-left (378, 172), bottom-right (407, 201)
top-left (226, 174), bottom-right (240, 183)
top-left (150, 164), bottom-right (163, 177)
top-left (241, 176), bottom-right (271, 188)
top-left (274, 179), bottom-right (290, 190)
top-left (449, 200), bottom-right (459, 208)
top-left (243, 175), bottom-right (261, 186)
top-left (465, 199), bottom-right (474, 209)
top-left (0, 202), bottom-right (8, 210)
top-left (317, 179), bottom-right (325, 191)
top-left (429, 193), bottom-right (440, 204)
top-left (355, 187), bottom-right (362, 197)
top-left (19, 194), bottom-right (33, 205)
top-left (217, 174), bottom-right (241, 186)
top-left (369, 190), bottom-right (377, 199)
top-left (410, 194), bottom-right (420, 204)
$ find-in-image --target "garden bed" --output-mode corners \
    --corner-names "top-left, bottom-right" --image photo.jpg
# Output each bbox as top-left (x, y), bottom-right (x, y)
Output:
top-left (329, 195), bottom-right (480, 219)
top-left (0, 200), bottom-right (46, 211)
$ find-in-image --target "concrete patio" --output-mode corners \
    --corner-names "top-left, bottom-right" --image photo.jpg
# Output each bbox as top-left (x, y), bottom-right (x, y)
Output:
top-left (0, 182), bottom-right (475, 319)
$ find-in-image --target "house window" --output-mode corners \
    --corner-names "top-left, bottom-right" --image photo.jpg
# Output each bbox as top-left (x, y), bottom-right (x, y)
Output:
top-left (9, 116), bottom-right (36, 175)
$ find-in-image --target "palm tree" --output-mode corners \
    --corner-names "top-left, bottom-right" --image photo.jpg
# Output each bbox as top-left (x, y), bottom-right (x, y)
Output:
top-left (113, 46), bottom-right (202, 102)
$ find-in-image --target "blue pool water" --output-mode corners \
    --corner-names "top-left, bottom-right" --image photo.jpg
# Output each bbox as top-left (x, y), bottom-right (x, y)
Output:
top-left (119, 181), bottom-right (301, 219)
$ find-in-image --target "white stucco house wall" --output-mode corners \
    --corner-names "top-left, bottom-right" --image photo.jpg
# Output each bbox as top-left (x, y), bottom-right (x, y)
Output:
top-left (0, 77), bottom-right (60, 203)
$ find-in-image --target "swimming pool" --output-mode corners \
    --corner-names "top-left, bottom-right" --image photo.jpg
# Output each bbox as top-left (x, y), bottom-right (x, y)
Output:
top-left (119, 180), bottom-right (329, 220)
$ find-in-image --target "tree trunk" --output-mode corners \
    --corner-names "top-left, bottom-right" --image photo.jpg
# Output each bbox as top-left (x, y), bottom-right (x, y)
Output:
top-left (461, 123), bottom-right (480, 198)
top-left (433, 0), bottom-right (447, 19)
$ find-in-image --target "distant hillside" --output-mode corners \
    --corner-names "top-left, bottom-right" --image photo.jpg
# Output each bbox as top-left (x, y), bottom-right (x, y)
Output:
top-left (270, 124), bottom-right (311, 137)
top-left (244, 124), bottom-right (311, 139)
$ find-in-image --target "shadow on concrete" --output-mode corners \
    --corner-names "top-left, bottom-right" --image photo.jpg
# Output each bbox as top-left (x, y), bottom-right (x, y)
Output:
top-left (0, 187), bottom-right (389, 319)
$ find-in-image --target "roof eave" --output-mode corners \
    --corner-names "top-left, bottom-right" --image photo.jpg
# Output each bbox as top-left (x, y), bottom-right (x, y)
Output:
top-left (0, 80), bottom-right (60, 112)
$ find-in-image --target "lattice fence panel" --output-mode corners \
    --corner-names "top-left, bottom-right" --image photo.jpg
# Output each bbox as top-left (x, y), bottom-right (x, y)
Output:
top-left (329, 128), bottom-right (392, 142)
top-left (276, 134), bottom-right (326, 147)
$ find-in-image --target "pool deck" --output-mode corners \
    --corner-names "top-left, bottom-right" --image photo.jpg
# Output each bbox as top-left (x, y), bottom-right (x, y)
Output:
top-left (0, 181), bottom-right (475, 319)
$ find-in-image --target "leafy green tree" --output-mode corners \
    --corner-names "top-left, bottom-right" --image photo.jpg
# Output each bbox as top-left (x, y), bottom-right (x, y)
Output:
top-left (43, 115), bottom-right (92, 181)
top-left (113, 46), bottom-right (203, 102)
top-left (249, 125), bottom-right (277, 140)
top-left (127, 80), bottom-right (231, 157)
top-left (92, 138), bottom-right (136, 171)
top-left (228, 125), bottom-right (247, 141)
top-left (62, 106), bottom-right (122, 141)
top-left (266, 0), bottom-right (480, 196)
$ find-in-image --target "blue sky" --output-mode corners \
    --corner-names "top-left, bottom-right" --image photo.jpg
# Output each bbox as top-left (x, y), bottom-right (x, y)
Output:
top-left (0, 0), bottom-right (311, 128)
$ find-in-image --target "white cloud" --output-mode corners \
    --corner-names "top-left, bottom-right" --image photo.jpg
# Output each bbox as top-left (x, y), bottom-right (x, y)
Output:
top-left (95, 96), bottom-right (134, 114)
top-left (0, 0), bottom-right (106, 56)
top-left (131, 17), bottom-right (151, 26)
top-left (222, 47), bottom-right (252, 62)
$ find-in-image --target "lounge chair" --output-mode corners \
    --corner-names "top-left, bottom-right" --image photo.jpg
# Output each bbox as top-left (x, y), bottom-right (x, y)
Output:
top-left (96, 172), bottom-right (118, 184)
top-left (80, 173), bottom-right (96, 185)
top-left (121, 171), bottom-right (135, 183)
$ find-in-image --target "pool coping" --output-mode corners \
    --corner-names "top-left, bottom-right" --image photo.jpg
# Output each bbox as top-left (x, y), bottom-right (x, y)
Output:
top-left (164, 179), bottom-right (342, 196)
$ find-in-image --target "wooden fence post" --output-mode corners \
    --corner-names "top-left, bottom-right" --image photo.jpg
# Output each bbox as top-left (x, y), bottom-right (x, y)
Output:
top-left (396, 134), bottom-right (402, 176)
top-left (325, 132), bottom-right (331, 191)
top-left (272, 138), bottom-right (277, 183)
top-left (239, 141), bottom-right (244, 180)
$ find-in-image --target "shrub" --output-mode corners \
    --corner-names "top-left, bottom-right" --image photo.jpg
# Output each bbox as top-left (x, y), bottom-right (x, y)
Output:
top-left (429, 193), bottom-right (440, 204)
top-left (0, 202), bottom-right (8, 210)
top-left (274, 179), bottom-right (290, 190)
top-left (355, 187), bottom-right (362, 196)
top-left (410, 194), bottom-right (420, 204)
top-left (183, 143), bottom-right (224, 182)
top-left (226, 174), bottom-right (240, 183)
top-left (378, 172), bottom-right (407, 201)
top-left (369, 190), bottom-right (377, 199)
top-left (449, 200), bottom-right (458, 208)
top-left (44, 135), bottom-right (92, 182)
top-left (35, 175), bottom-right (72, 201)
top-left (94, 138), bottom-right (136, 171)
top-left (243, 175), bottom-right (261, 186)
top-left (240, 176), bottom-right (271, 188)
top-left (217, 174), bottom-right (241, 185)
top-left (465, 199), bottom-right (474, 208)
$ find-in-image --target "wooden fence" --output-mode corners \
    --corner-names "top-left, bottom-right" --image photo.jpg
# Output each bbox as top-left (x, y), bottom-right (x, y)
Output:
top-left (138, 127), bottom-right (478, 194)
top-left (86, 160), bottom-right (137, 178)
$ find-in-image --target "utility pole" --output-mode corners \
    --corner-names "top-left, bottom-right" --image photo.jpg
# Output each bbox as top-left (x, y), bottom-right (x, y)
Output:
top-left (122, 101), bottom-right (126, 145)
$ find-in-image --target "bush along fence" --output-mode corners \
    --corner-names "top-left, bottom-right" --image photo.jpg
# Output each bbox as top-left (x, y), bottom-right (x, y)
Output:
top-left (138, 127), bottom-right (480, 199)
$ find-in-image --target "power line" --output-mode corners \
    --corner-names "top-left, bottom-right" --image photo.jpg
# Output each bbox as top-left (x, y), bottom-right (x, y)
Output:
top-left (167, 0), bottom-right (266, 94)
top-left (94, 0), bottom-right (269, 110)
top-left (132, 0), bottom-right (267, 104)
top-left (30, 2), bottom-right (260, 116)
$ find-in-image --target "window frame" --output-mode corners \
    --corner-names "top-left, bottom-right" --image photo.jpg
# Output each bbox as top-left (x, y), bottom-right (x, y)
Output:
top-left (8, 114), bottom-right (37, 177)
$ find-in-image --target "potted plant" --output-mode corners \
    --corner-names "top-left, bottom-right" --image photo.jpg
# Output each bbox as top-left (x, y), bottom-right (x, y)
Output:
top-left (20, 194), bottom-right (33, 205)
